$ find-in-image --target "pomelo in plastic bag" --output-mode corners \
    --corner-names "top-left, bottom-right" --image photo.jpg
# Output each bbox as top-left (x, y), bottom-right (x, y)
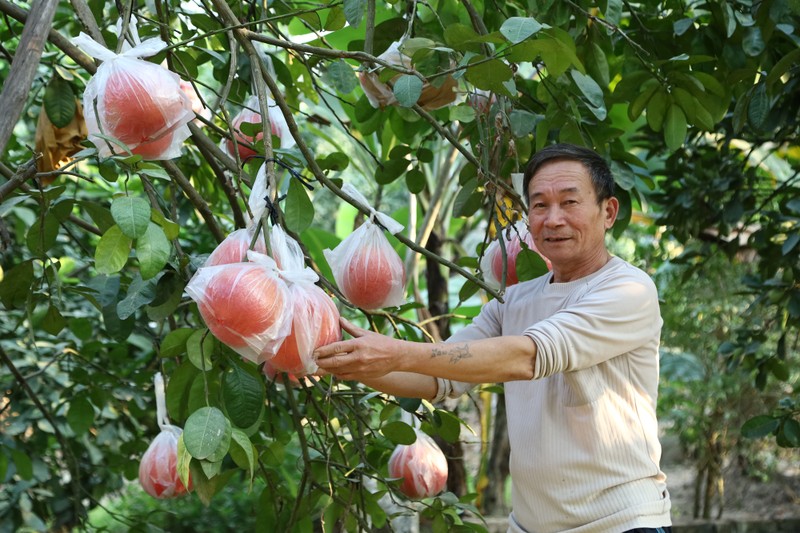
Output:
top-left (139, 426), bottom-right (192, 498)
top-left (205, 227), bottom-right (268, 267)
top-left (388, 428), bottom-right (448, 499)
top-left (186, 254), bottom-right (291, 363)
top-left (482, 222), bottom-right (551, 289)
top-left (338, 232), bottom-right (405, 310)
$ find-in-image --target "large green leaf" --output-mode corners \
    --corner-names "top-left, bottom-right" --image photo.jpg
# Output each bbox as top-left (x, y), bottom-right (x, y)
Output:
top-left (465, 57), bottom-right (514, 96)
top-left (392, 75), bottom-right (423, 107)
top-left (183, 406), bottom-right (232, 461)
top-left (95, 225), bottom-right (132, 275)
top-left (381, 420), bottom-right (416, 445)
top-left (741, 415), bottom-right (780, 439)
top-left (43, 76), bottom-right (76, 128)
top-left (663, 104), bottom-right (687, 151)
top-left (222, 363), bottom-right (266, 429)
top-left (747, 82), bottom-right (769, 129)
top-left (160, 327), bottom-right (194, 358)
top-left (0, 260), bottom-right (33, 309)
top-left (284, 178), bottom-right (315, 234)
top-left (111, 196), bottom-right (151, 239)
top-left (116, 274), bottom-right (159, 320)
top-left (229, 428), bottom-right (256, 486)
top-left (342, 0), bottom-right (365, 27)
top-left (26, 213), bottom-right (60, 256)
top-left (326, 60), bottom-right (358, 93)
top-left (187, 329), bottom-right (216, 370)
top-left (499, 17), bottom-right (543, 44)
top-left (66, 396), bottom-right (94, 436)
top-left (135, 223), bottom-right (171, 280)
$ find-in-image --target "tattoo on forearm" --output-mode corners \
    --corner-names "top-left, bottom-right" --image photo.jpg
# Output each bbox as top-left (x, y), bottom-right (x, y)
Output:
top-left (431, 343), bottom-right (472, 364)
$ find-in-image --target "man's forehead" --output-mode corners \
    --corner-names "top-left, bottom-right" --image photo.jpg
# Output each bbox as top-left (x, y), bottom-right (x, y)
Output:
top-left (529, 185), bottom-right (581, 198)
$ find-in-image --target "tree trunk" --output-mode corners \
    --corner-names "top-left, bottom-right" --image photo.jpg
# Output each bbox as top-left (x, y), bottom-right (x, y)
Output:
top-left (482, 392), bottom-right (510, 515)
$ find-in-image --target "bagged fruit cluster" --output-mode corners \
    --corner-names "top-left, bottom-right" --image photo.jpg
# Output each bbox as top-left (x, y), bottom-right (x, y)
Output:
top-left (388, 428), bottom-right (448, 499)
top-left (185, 251), bottom-right (292, 363)
top-left (268, 225), bottom-right (341, 375)
top-left (72, 21), bottom-right (194, 160)
top-left (225, 94), bottom-right (295, 162)
top-left (359, 40), bottom-right (458, 111)
top-left (324, 183), bottom-right (406, 310)
top-left (480, 220), bottom-right (551, 289)
top-left (139, 373), bottom-right (192, 499)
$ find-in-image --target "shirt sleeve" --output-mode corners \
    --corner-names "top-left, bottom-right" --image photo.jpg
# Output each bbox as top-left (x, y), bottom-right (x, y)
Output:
top-left (432, 298), bottom-right (504, 402)
top-left (525, 270), bottom-right (662, 379)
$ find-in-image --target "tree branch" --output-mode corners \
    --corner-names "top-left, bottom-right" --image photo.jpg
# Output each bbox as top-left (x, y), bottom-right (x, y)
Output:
top-left (0, 0), bottom-right (59, 157)
top-left (162, 161), bottom-right (226, 243)
top-left (0, 0), bottom-right (95, 73)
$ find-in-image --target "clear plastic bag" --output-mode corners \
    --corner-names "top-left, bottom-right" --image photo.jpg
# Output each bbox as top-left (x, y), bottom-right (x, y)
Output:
top-left (480, 220), bottom-right (551, 289)
top-left (387, 428), bottom-right (448, 499)
top-left (185, 251), bottom-right (292, 363)
top-left (139, 373), bottom-right (191, 499)
top-left (224, 95), bottom-right (295, 161)
top-left (72, 24), bottom-right (193, 160)
top-left (267, 226), bottom-right (341, 375)
top-left (323, 184), bottom-right (406, 310)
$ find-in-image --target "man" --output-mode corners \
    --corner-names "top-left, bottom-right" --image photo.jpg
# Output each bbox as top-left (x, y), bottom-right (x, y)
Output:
top-left (315, 143), bottom-right (672, 533)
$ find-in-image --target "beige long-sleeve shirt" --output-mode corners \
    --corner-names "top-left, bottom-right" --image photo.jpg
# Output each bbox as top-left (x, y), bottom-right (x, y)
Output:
top-left (436, 257), bottom-right (671, 532)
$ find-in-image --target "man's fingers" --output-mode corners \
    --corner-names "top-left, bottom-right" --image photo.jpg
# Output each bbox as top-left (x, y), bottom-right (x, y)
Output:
top-left (340, 317), bottom-right (366, 337)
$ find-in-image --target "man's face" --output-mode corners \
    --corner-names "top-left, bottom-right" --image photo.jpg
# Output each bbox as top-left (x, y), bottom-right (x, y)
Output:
top-left (526, 160), bottom-right (618, 281)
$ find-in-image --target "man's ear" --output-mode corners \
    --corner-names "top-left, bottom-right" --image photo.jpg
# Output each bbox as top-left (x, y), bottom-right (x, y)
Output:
top-left (604, 197), bottom-right (620, 229)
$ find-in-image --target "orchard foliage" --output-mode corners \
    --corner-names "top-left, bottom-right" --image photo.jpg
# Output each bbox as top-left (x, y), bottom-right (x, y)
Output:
top-left (1, 0), bottom-right (799, 530)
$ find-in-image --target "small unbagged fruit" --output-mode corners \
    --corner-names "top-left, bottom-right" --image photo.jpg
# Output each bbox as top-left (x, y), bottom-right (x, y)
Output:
top-left (387, 428), bottom-right (448, 499)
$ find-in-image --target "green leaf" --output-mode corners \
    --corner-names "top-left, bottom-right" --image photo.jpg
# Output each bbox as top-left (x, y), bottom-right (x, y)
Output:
top-left (465, 58), bottom-right (514, 96)
top-left (229, 428), bottom-right (256, 486)
top-left (177, 433), bottom-right (192, 489)
top-left (26, 213), bottom-right (60, 256)
top-left (500, 17), bottom-right (544, 43)
top-left (117, 274), bottom-right (159, 320)
top-left (392, 75), bottom-right (424, 107)
top-left (342, 0), bottom-right (366, 28)
top-left (405, 168), bottom-right (426, 194)
top-left (167, 361), bottom-right (200, 423)
top-left (779, 418), bottom-right (800, 447)
top-left (742, 26), bottom-right (765, 56)
top-left (747, 83), bottom-right (769, 129)
top-left (111, 196), bottom-right (151, 239)
top-left (317, 152), bottom-right (350, 172)
top-left (44, 76), bottom-right (76, 128)
top-left (222, 363), bottom-right (266, 429)
top-left (570, 69), bottom-right (607, 120)
top-left (184, 406), bottom-right (232, 461)
top-left (41, 304), bottom-right (66, 335)
top-left (782, 232), bottom-right (800, 256)
top-left (95, 225), bottom-right (132, 275)
top-left (187, 329), bottom-right (216, 370)
top-left (284, 178), bottom-right (315, 234)
top-left (432, 409), bottom-right (461, 443)
top-left (515, 248), bottom-right (549, 282)
top-left (453, 179), bottom-right (482, 217)
top-left (151, 210), bottom-right (180, 240)
top-left (136, 223), bottom-right (171, 280)
top-left (0, 260), bottom-right (33, 309)
top-left (79, 201), bottom-right (115, 232)
top-left (67, 396), bottom-right (95, 436)
top-left (741, 415), bottom-right (780, 439)
top-left (663, 104), bottom-right (687, 151)
top-left (326, 60), bottom-right (358, 94)
top-left (161, 327), bottom-right (194, 358)
top-left (449, 104), bottom-right (476, 123)
top-left (509, 110), bottom-right (538, 137)
top-left (382, 420), bottom-right (416, 445)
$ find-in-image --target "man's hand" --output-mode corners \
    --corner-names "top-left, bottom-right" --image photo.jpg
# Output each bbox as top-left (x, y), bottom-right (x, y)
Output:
top-left (314, 318), bottom-right (405, 380)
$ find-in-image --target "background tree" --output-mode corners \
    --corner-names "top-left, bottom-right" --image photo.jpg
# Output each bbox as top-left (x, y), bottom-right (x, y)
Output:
top-left (1, 0), bottom-right (798, 531)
